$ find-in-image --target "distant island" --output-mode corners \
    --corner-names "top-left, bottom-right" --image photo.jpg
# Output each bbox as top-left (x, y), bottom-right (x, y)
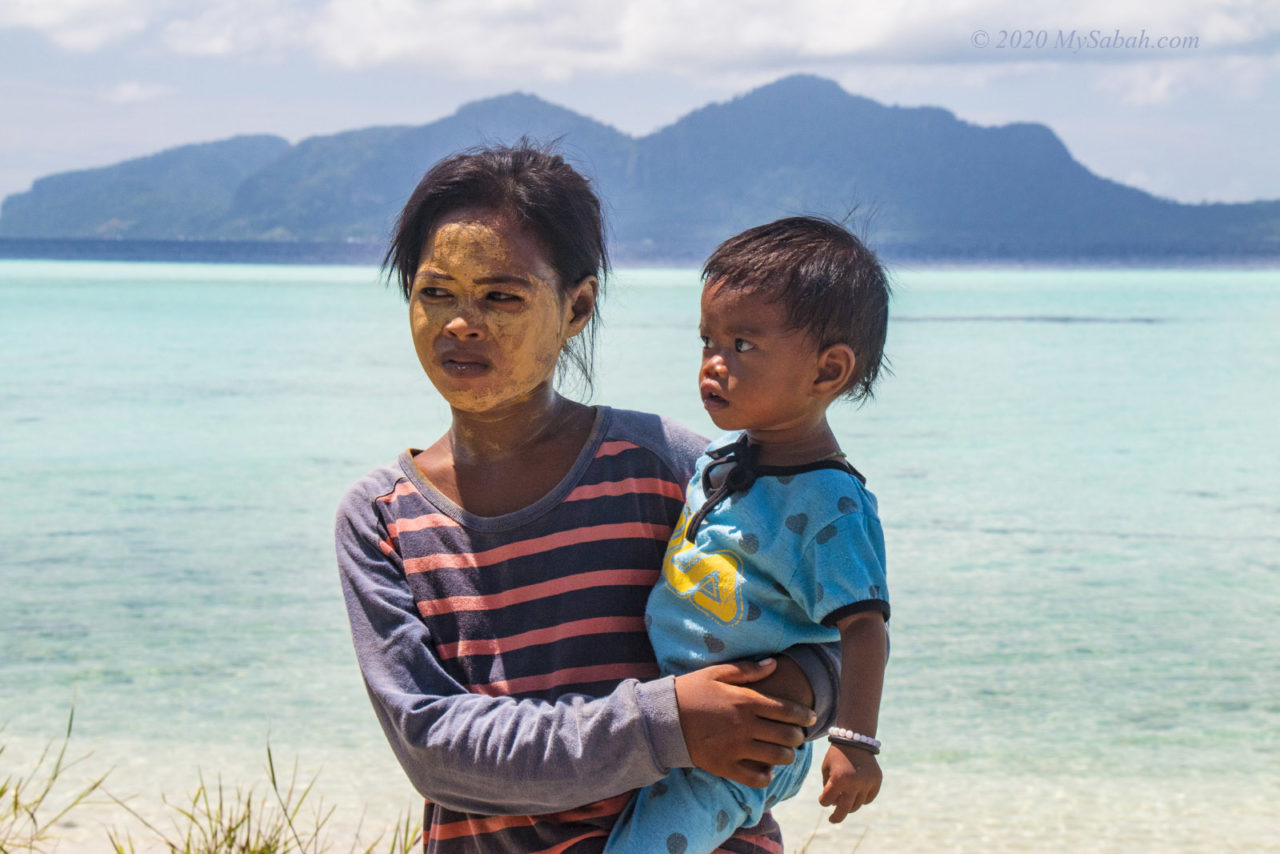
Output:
top-left (3, 75), bottom-right (1279, 264)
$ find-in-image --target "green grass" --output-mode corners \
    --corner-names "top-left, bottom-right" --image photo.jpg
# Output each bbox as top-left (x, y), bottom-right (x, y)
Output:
top-left (4, 713), bottom-right (867, 853)
top-left (107, 748), bottom-right (419, 854)
top-left (793, 815), bottom-right (868, 853)
top-left (1, 708), bottom-right (108, 853)
top-left (1, 712), bottom-right (418, 854)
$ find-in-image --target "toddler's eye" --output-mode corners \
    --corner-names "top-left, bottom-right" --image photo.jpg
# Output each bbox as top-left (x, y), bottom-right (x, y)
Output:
top-left (700, 335), bottom-right (711, 348)
top-left (734, 339), bottom-right (755, 352)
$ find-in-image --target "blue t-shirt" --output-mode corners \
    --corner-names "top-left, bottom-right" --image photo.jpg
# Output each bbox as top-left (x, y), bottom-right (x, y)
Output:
top-left (647, 434), bottom-right (889, 675)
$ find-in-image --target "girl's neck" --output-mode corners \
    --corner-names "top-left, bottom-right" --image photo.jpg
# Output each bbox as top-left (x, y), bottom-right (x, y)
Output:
top-left (447, 386), bottom-right (588, 463)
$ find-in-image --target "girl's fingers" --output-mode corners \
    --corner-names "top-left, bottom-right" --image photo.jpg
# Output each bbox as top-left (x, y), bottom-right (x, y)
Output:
top-left (744, 692), bottom-right (817, 728)
top-left (748, 717), bottom-right (806, 749)
top-left (730, 760), bottom-right (773, 789)
top-left (740, 740), bottom-right (796, 769)
top-left (706, 658), bottom-right (777, 686)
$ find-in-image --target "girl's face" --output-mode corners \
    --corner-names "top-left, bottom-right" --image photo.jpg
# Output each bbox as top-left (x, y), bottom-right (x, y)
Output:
top-left (409, 207), bottom-right (595, 414)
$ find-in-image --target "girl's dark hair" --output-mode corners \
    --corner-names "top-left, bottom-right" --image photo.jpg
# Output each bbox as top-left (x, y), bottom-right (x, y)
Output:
top-left (702, 216), bottom-right (890, 402)
top-left (384, 141), bottom-right (609, 391)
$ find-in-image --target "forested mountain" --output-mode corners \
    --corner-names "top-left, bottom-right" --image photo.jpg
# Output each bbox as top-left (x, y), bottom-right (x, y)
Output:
top-left (4, 75), bottom-right (1277, 261)
top-left (1, 135), bottom-right (291, 240)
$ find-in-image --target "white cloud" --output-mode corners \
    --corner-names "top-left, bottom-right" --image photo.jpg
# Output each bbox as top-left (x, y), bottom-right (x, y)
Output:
top-left (4, 0), bottom-right (1280, 77)
top-left (103, 81), bottom-right (173, 103)
top-left (1093, 62), bottom-right (1189, 105)
top-left (302, 0), bottom-right (630, 75)
top-left (1216, 52), bottom-right (1280, 98)
top-left (3, 0), bottom-right (1278, 204)
top-left (1089, 52), bottom-right (1280, 106)
top-left (0, 0), bottom-right (156, 50)
top-left (160, 0), bottom-right (306, 56)
top-left (832, 59), bottom-right (1047, 94)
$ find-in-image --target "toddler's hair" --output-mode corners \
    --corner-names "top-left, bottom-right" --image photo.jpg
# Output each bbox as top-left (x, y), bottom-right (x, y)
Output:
top-left (384, 140), bottom-right (608, 390)
top-left (702, 216), bottom-right (890, 401)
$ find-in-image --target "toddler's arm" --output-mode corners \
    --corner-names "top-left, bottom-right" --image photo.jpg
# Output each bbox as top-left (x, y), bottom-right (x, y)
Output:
top-left (818, 611), bottom-right (888, 823)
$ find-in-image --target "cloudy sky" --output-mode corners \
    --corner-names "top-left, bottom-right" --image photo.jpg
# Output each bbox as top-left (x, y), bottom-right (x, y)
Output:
top-left (2, 0), bottom-right (1279, 206)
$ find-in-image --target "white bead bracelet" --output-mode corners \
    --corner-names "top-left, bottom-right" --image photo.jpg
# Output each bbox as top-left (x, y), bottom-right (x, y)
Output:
top-left (828, 727), bottom-right (881, 754)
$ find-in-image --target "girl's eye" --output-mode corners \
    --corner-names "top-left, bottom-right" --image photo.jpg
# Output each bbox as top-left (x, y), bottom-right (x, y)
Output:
top-left (734, 338), bottom-right (755, 352)
top-left (487, 291), bottom-right (521, 303)
top-left (419, 286), bottom-right (450, 299)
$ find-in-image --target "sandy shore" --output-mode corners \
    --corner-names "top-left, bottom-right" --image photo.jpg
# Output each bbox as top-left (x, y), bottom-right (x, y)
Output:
top-left (9, 731), bottom-right (1278, 854)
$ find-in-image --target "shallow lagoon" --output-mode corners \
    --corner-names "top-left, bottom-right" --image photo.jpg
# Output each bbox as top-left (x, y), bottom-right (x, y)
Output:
top-left (2, 261), bottom-right (1277, 851)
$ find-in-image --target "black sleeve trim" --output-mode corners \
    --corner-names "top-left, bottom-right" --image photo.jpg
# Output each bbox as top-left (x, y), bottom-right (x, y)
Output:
top-left (821, 599), bottom-right (890, 627)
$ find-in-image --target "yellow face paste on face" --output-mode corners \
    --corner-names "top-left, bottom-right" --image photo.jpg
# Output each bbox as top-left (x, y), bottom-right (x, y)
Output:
top-left (408, 208), bottom-right (589, 414)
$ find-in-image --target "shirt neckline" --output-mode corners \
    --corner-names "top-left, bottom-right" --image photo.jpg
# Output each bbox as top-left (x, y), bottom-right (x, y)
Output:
top-left (396, 405), bottom-right (612, 533)
top-left (708, 431), bottom-right (866, 482)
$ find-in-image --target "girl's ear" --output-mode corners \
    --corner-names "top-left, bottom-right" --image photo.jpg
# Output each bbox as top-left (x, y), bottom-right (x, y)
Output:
top-left (565, 276), bottom-right (598, 335)
top-left (813, 343), bottom-right (856, 397)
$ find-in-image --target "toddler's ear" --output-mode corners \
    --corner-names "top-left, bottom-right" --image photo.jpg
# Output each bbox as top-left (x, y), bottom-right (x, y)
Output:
top-left (814, 344), bottom-right (855, 396)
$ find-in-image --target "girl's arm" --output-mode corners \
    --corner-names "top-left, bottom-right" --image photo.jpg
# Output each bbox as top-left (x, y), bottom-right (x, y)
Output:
top-left (337, 487), bottom-right (828, 815)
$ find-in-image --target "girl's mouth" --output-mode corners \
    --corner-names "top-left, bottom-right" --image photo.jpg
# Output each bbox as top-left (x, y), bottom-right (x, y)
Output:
top-left (441, 357), bottom-right (490, 377)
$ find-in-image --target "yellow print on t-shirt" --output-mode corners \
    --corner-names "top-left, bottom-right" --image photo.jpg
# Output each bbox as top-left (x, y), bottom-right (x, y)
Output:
top-left (663, 507), bottom-right (744, 624)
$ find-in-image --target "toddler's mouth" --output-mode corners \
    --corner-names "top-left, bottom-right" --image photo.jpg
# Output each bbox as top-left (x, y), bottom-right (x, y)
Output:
top-left (701, 389), bottom-right (729, 410)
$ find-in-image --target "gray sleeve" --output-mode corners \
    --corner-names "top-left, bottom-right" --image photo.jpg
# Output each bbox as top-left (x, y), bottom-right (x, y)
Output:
top-left (781, 642), bottom-right (842, 739)
top-left (335, 483), bottom-right (691, 816)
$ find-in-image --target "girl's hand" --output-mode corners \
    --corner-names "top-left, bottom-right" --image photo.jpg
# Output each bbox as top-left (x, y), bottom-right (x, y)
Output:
top-left (818, 744), bottom-right (882, 823)
top-left (673, 658), bottom-right (817, 788)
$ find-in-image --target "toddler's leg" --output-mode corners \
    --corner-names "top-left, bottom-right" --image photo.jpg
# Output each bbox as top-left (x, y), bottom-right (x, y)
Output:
top-left (605, 744), bottom-right (811, 854)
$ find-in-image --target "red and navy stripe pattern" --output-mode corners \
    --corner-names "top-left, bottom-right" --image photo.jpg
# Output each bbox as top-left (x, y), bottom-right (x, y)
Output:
top-left (373, 435), bottom-right (784, 852)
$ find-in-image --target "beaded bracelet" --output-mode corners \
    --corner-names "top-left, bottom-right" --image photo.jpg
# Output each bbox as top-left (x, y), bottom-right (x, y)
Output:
top-left (827, 727), bottom-right (881, 754)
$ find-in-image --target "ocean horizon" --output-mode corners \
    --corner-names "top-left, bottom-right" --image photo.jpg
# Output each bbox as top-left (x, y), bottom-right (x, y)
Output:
top-left (1, 258), bottom-right (1277, 852)
top-left (4, 236), bottom-right (1280, 269)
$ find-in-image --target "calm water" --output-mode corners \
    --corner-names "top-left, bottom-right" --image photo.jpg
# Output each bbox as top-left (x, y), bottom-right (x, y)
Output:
top-left (1, 260), bottom-right (1278, 852)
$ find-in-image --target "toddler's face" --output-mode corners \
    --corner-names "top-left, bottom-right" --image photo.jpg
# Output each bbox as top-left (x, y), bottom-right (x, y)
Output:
top-left (698, 280), bottom-right (826, 435)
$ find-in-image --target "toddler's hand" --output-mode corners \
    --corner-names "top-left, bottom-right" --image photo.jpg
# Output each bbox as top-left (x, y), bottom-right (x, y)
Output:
top-left (818, 744), bottom-right (882, 823)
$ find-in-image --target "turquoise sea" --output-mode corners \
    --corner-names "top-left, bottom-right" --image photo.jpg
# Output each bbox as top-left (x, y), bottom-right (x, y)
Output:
top-left (2, 260), bottom-right (1278, 852)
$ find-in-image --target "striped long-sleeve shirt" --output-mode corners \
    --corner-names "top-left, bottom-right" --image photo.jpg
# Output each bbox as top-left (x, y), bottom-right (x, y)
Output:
top-left (336, 407), bottom-right (835, 853)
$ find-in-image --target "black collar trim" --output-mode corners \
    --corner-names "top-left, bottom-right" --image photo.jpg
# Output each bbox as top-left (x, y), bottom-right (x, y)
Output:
top-left (684, 435), bottom-right (865, 543)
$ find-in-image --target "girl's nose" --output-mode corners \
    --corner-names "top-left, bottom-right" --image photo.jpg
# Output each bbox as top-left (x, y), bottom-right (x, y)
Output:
top-left (444, 312), bottom-right (485, 339)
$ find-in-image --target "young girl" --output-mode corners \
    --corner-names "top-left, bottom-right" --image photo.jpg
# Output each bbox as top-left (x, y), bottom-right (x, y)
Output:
top-left (335, 144), bottom-right (841, 853)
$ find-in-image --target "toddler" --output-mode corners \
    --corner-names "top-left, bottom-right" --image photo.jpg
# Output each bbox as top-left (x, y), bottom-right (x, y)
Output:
top-left (608, 216), bottom-right (891, 853)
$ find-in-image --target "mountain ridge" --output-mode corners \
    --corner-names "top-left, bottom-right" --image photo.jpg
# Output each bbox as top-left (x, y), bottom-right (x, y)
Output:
top-left (3, 75), bottom-right (1277, 261)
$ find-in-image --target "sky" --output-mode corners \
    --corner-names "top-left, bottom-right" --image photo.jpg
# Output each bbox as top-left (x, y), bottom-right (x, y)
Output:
top-left (2, 0), bottom-right (1280, 207)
